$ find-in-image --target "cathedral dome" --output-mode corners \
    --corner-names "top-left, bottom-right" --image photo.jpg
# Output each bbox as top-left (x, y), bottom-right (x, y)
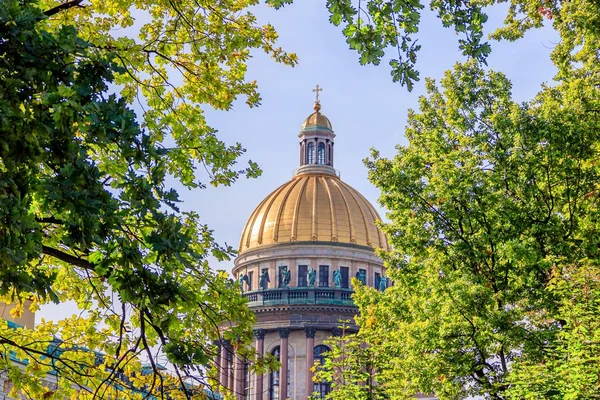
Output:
top-left (300, 102), bottom-right (333, 131)
top-left (239, 172), bottom-right (389, 254)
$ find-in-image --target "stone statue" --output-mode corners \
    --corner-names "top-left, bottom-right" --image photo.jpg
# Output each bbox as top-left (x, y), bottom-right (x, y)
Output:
top-left (238, 274), bottom-right (249, 291)
top-left (356, 269), bottom-right (366, 285)
top-left (282, 267), bottom-right (291, 288)
top-left (307, 268), bottom-right (316, 286)
top-left (333, 269), bottom-right (342, 288)
top-left (378, 275), bottom-right (387, 292)
top-left (259, 270), bottom-right (270, 290)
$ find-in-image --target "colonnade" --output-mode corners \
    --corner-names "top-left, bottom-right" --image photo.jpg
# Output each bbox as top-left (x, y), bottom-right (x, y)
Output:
top-left (216, 327), bottom-right (332, 400)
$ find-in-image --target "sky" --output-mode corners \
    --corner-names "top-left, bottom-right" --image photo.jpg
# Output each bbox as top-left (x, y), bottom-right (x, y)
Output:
top-left (40, 0), bottom-right (559, 321)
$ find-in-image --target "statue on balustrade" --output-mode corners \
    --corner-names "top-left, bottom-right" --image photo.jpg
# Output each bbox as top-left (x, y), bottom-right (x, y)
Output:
top-left (238, 274), bottom-right (249, 291)
top-left (356, 269), bottom-right (366, 285)
top-left (259, 270), bottom-right (270, 290)
top-left (282, 267), bottom-right (291, 288)
top-left (333, 269), bottom-right (342, 288)
top-left (378, 275), bottom-right (387, 292)
top-left (307, 268), bottom-right (317, 286)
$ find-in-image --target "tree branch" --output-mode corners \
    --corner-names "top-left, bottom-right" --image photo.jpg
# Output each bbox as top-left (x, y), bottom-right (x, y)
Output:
top-left (36, 216), bottom-right (64, 225)
top-left (44, 0), bottom-right (85, 17)
top-left (42, 245), bottom-right (95, 271)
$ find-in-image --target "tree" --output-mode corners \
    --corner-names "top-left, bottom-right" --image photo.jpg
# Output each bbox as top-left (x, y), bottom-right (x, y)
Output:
top-left (312, 321), bottom-right (389, 400)
top-left (506, 263), bottom-right (600, 399)
top-left (315, 61), bottom-right (600, 399)
top-left (0, 0), bottom-right (280, 397)
top-left (36, 0), bottom-right (298, 189)
top-left (271, 0), bottom-right (600, 91)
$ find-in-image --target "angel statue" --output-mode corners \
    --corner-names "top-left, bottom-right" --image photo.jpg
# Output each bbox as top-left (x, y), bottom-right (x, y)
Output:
top-left (259, 270), bottom-right (270, 290)
top-left (307, 268), bottom-right (317, 286)
top-left (238, 274), bottom-right (250, 292)
top-left (333, 269), bottom-right (342, 288)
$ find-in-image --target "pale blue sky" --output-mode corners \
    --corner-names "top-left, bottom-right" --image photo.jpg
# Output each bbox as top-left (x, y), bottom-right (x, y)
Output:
top-left (187, 1), bottom-right (558, 268)
top-left (40, 0), bottom-right (559, 320)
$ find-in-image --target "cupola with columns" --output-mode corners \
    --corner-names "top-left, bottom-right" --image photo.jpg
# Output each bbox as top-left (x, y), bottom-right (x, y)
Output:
top-left (297, 85), bottom-right (336, 176)
top-left (221, 86), bottom-right (389, 400)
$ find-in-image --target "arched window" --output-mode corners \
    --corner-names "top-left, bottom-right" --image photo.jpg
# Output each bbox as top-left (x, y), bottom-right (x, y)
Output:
top-left (306, 142), bottom-right (314, 164)
top-left (269, 346), bottom-right (290, 399)
top-left (313, 345), bottom-right (331, 398)
top-left (269, 347), bottom-right (280, 400)
top-left (317, 142), bottom-right (325, 164)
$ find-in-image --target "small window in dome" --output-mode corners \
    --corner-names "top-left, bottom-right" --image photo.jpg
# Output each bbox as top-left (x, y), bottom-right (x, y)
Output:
top-left (307, 142), bottom-right (315, 164)
top-left (317, 143), bottom-right (325, 164)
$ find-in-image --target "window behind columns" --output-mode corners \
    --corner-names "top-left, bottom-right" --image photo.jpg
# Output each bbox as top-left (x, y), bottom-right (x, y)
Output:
top-left (313, 345), bottom-right (331, 398)
top-left (248, 271), bottom-right (253, 291)
top-left (306, 142), bottom-right (314, 164)
top-left (269, 346), bottom-right (290, 400)
top-left (298, 265), bottom-right (308, 287)
top-left (269, 347), bottom-right (280, 400)
top-left (375, 272), bottom-right (381, 289)
top-left (317, 142), bottom-right (325, 164)
top-left (243, 359), bottom-right (250, 399)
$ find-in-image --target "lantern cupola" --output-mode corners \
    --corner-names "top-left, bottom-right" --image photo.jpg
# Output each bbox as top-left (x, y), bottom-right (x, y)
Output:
top-left (297, 85), bottom-right (336, 176)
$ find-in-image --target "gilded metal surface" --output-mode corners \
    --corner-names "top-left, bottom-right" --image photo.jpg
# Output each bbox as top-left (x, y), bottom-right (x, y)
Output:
top-left (239, 173), bottom-right (390, 253)
top-left (300, 110), bottom-right (333, 130)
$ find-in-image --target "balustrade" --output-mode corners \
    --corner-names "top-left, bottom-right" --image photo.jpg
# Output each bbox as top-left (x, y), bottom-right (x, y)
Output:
top-left (242, 287), bottom-right (354, 307)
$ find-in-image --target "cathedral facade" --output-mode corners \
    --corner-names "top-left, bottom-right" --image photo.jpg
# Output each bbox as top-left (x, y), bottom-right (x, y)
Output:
top-left (226, 97), bottom-right (389, 400)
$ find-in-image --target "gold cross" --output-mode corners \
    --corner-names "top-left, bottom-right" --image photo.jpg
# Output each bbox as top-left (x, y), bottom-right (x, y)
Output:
top-left (312, 84), bottom-right (323, 103)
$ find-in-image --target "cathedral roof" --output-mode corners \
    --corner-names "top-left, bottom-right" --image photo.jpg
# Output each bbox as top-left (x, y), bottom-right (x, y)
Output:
top-left (238, 172), bottom-right (390, 254)
top-left (300, 102), bottom-right (333, 131)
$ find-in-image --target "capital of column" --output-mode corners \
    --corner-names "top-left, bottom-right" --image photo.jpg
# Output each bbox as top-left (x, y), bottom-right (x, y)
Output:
top-left (220, 338), bottom-right (232, 349)
top-left (305, 327), bottom-right (317, 338)
top-left (253, 329), bottom-right (266, 340)
top-left (331, 327), bottom-right (343, 337)
top-left (278, 327), bottom-right (291, 339)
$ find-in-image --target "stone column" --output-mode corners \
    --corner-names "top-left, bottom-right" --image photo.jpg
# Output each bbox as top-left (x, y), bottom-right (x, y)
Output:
top-left (254, 329), bottom-right (265, 400)
top-left (278, 328), bottom-right (291, 400)
top-left (305, 327), bottom-right (317, 398)
top-left (213, 340), bottom-right (222, 392)
top-left (229, 352), bottom-right (235, 394)
top-left (219, 340), bottom-right (229, 390)
top-left (234, 352), bottom-right (244, 398)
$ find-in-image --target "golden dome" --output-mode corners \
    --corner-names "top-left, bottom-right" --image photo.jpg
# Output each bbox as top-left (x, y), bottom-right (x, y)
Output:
top-left (239, 173), bottom-right (389, 254)
top-left (300, 102), bottom-right (333, 131)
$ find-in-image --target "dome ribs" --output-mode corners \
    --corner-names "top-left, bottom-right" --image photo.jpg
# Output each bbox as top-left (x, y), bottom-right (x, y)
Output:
top-left (272, 178), bottom-right (301, 243)
top-left (355, 190), bottom-right (388, 250)
top-left (320, 177), bottom-right (337, 241)
top-left (330, 179), bottom-right (356, 244)
top-left (239, 174), bottom-right (389, 253)
top-left (356, 192), bottom-right (388, 250)
top-left (344, 184), bottom-right (371, 247)
top-left (290, 176), bottom-right (310, 241)
top-left (257, 182), bottom-right (290, 245)
top-left (311, 176), bottom-right (318, 240)
top-left (241, 188), bottom-right (273, 250)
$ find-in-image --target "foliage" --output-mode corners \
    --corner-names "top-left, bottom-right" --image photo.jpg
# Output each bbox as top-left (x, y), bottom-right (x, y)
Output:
top-left (311, 321), bottom-right (389, 400)
top-left (0, 0), bottom-right (281, 397)
top-left (506, 263), bottom-right (600, 399)
top-left (314, 61), bottom-right (600, 399)
top-left (269, 0), bottom-right (600, 91)
top-left (39, 0), bottom-right (297, 188)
